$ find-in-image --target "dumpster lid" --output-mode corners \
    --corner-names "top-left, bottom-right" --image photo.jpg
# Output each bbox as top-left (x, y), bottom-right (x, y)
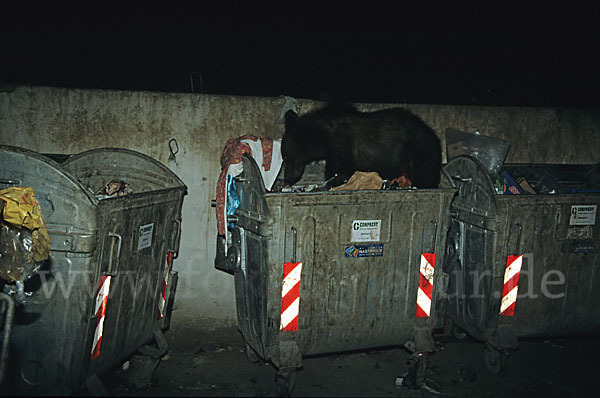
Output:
top-left (62, 147), bottom-right (187, 195)
top-left (0, 144), bottom-right (98, 206)
top-left (444, 155), bottom-right (498, 215)
top-left (446, 128), bottom-right (510, 176)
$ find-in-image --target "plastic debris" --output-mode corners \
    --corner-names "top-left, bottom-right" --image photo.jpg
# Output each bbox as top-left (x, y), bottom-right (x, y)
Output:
top-left (0, 187), bottom-right (50, 298)
top-left (95, 180), bottom-right (132, 199)
top-left (384, 174), bottom-right (412, 189)
top-left (535, 172), bottom-right (568, 194)
top-left (0, 186), bottom-right (50, 264)
top-left (226, 175), bottom-right (240, 228)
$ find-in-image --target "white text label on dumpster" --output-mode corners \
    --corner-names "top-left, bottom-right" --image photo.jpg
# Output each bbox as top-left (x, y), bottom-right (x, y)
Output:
top-left (138, 223), bottom-right (154, 250)
top-left (351, 219), bottom-right (381, 242)
top-left (569, 205), bottom-right (597, 226)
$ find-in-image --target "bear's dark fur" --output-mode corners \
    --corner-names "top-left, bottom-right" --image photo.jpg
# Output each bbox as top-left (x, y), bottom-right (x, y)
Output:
top-left (282, 103), bottom-right (442, 188)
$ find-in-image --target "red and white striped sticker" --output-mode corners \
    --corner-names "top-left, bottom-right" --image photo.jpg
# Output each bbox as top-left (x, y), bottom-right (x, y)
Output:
top-left (91, 275), bottom-right (111, 360)
top-left (416, 253), bottom-right (436, 318)
top-left (500, 254), bottom-right (523, 316)
top-left (280, 262), bottom-right (302, 331)
top-left (158, 252), bottom-right (173, 319)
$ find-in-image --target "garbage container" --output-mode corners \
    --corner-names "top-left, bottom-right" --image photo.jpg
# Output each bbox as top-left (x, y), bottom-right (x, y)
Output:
top-left (0, 292), bottom-right (14, 387)
top-left (0, 145), bottom-right (186, 394)
top-left (443, 155), bottom-right (600, 374)
top-left (216, 155), bottom-right (456, 394)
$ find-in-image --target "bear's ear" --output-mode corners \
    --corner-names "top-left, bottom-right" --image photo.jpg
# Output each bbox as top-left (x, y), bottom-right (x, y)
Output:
top-left (284, 110), bottom-right (300, 126)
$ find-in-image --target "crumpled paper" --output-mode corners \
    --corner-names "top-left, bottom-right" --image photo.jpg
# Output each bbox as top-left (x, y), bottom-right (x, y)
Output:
top-left (0, 186), bottom-right (51, 263)
top-left (330, 171), bottom-right (383, 191)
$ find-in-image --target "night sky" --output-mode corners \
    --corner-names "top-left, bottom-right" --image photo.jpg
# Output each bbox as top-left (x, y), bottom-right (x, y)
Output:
top-left (2, 3), bottom-right (600, 108)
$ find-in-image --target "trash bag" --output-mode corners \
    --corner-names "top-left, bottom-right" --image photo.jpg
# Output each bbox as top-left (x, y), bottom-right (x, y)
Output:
top-left (535, 171), bottom-right (569, 194)
top-left (0, 223), bottom-right (44, 283)
top-left (0, 187), bottom-right (50, 283)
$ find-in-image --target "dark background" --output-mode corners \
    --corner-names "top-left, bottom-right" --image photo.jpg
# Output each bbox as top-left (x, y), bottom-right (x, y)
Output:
top-left (2, 3), bottom-right (599, 108)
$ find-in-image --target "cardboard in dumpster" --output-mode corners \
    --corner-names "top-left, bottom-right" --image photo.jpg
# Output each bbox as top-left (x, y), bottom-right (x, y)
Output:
top-left (501, 171), bottom-right (522, 195)
top-left (446, 128), bottom-right (511, 175)
top-left (517, 177), bottom-right (537, 194)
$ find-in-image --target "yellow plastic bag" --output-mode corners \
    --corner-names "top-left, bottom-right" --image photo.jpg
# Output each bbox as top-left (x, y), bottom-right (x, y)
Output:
top-left (0, 187), bottom-right (51, 262)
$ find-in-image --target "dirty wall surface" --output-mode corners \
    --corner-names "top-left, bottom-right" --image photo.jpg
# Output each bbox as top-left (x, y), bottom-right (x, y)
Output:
top-left (1, 85), bottom-right (599, 331)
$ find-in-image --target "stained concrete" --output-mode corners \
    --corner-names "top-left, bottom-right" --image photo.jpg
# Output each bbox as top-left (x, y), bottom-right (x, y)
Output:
top-left (1, 86), bottom-right (600, 331)
top-left (97, 324), bottom-right (600, 397)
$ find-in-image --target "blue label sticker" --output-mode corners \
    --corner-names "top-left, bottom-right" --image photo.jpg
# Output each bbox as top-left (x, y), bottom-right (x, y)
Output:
top-left (344, 244), bottom-right (384, 258)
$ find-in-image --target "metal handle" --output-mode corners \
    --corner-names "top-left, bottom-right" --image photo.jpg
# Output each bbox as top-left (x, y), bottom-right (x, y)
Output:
top-left (510, 223), bottom-right (523, 254)
top-left (107, 232), bottom-right (122, 275)
top-left (168, 138), bottom-right (179, 161)
top-left (0, 293), bottom-right (15, 387)
top-left (171, 219), bottom-right (181, 259)
top-left (0, 179), bottom-right (21, 185)
top-left (451, 176), bottom-right (472, 183)
top-left (429, 220), bottom-right (438, 252)
top-left (291, 226), bottom-right (297, 263)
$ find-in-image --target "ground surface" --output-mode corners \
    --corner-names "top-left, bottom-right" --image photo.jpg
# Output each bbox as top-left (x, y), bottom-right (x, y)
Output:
top-left (97, 325), bottom-right (600, 397)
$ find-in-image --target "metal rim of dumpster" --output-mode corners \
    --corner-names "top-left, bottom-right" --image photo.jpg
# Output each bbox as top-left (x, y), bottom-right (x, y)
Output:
top-left (62, 147), bottom-right (186, 188)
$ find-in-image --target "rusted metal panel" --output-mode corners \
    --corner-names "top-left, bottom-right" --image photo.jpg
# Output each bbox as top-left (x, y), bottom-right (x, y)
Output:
top-left (444, 156), bottom-right (600, 353)
top-left (228, 156), bottom-right (456, 369)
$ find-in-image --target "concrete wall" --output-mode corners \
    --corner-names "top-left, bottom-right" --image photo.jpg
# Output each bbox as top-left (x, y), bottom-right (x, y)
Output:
top-left (1, 86), bottom-right (599, 331)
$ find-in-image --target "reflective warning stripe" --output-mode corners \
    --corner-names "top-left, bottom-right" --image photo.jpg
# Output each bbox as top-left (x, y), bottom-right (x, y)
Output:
top-left (158, 252), bottom-right (173, 319)
top-left (280, 262), bottom-right (302, 331)
top-left (416, 253), bottom-right (435, 318)
top-left (500, 254), bottom-right (523, 316)
top-left (91, 275), bottom-right (111, 360)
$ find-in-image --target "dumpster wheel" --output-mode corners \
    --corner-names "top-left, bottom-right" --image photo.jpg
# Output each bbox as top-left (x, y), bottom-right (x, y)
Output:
top-left (404, 352), bottom-right (427, 390)
top-left (484, 345), bottom-right (509, 375)
top-left (275, 368), bottom-right (296, 397)
top-left (448, 321), bottom-right (469, 341)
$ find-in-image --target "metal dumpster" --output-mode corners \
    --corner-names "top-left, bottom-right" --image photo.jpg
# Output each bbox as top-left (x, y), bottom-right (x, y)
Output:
top-left (0, 145), bottom-right (186, 394)
top-left (216, 155), bottom-right (456, 394)
top-left (0, 292), bottom-right (14, 387)
top-left (0, 202), bottom-right (15, 388)
top-left (443, 155), bottom-right (600, 373)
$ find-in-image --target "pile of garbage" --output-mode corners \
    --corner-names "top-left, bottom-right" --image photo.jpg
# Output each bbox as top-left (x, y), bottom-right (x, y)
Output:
top-left (494, 164), bottom-right (600, 195)
top-left (274, 161), bottom-right (417, 193)
top-left (446, 127), bottom-right (600, 195)
top-left (0, 187), bottom-right (50, 304)
top-left (94, 180), bottom-right (133, 200)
